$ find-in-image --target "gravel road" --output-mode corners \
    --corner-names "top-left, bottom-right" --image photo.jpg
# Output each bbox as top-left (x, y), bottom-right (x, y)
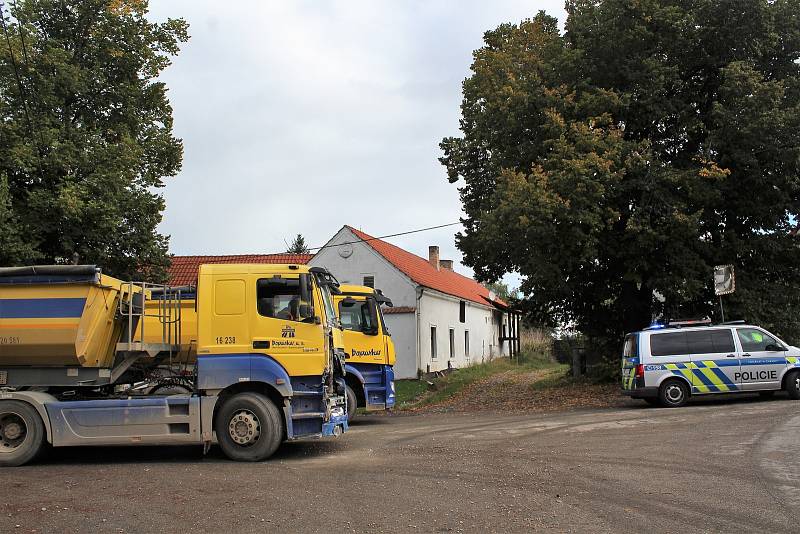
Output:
top-left (2, 394), bottom-right (799, 533)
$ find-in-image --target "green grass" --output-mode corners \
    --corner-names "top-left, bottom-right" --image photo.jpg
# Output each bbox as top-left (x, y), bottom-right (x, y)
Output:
top-left (394, 379), bottom-right (429, 407)
top-left (396, 350), bottom-right (567, 409)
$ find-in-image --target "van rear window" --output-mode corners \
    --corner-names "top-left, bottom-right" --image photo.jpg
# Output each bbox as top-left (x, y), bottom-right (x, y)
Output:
top-left (623, 334), bottom-right (637, 357)
top-left (650, 332), bottom-right (689, 356)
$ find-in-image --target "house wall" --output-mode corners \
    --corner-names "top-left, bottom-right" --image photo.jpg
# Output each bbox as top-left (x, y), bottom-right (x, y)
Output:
top-left (309, 227), bottom-right (417, 307)
top-left (417, 289), bottom-right (507, 373)
top-left (309, 227), bottom-right (420, 378)
top-left (310, 226), bottom-right (510, 379)
top-left (383, 312), bottom-right (417, 379)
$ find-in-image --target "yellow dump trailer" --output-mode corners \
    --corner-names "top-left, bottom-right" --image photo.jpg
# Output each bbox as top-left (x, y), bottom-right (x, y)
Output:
top-left (0, 266), bottom-right (132, 368)
top-left (135, 289), bottom-right (197, 364)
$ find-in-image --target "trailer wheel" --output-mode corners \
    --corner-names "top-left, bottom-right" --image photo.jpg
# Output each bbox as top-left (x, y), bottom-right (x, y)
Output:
top-left (215, 393), bottom-right (283, 462)
top-left (345, 385), bottom-right (357, 422)
top-left (0, 401), bottom-right (46, 467)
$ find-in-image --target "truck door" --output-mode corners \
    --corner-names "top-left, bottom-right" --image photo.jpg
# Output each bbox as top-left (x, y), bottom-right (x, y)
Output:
top-left (250, 275), bottom-right (325, 377)
top-left (685, 329), bottom-right (739, 394)
top-left (735, 328), bottom-right (786, 391)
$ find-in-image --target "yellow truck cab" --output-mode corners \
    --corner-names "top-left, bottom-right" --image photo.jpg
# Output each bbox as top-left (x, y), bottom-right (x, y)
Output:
top-left (0, 264), bottom-right (348, 467)
top-left (334, 284), bottom-right (396, 420)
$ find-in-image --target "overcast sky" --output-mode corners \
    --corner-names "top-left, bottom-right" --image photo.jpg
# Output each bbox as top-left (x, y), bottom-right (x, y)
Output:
top-left (148, 1), bottom-right (566, 285)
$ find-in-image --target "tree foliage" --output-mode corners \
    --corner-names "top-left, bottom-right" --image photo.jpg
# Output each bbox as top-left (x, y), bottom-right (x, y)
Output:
top-left (441, 1), bottom-right (800, 350)
top-left (0, 0), bottom-right (188, 281)
top-left (286, 234), bottom-right (310, 254)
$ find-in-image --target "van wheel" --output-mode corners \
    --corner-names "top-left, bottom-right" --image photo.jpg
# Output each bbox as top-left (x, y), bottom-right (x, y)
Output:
top-left (345, 385), bottom-right (357, 422)
top-left (785, 371), bottom-right (800, 400)
top-left (659, 379), bottom-right (689, 408)
top-left (215, 393), bottom-right (283, 462)
top-left (0, 401), bottom-right (46, 467)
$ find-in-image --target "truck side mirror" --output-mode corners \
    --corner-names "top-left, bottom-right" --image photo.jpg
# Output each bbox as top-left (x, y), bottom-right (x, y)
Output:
top-left (299, 274), bottom-right (314, 319)
top-left (364, 299), bottom-right (380, 336)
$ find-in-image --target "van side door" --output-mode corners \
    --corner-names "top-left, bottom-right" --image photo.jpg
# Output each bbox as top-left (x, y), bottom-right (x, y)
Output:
top-left (685, 329), bottom-right (739, 393)
top-left (735, 328), bottom-right (786, 390)
top-left (647, 332), bottom-right (693, 390)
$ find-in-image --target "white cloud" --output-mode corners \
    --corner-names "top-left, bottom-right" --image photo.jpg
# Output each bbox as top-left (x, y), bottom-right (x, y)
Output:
top-left (148, 0), bottom-right (566, 286)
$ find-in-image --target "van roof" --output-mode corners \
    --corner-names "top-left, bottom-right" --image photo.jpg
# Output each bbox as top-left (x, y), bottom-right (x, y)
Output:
top-left (635, 324), bottom-right (757, 335)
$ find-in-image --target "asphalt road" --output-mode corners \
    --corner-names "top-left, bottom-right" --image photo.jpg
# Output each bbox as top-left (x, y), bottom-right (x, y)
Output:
top-left (2, 394), bottom-right (800, 533)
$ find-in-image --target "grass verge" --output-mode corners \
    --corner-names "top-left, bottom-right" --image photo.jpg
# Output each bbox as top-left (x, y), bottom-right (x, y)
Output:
top-left (396, 351), bottom-right (568, 410)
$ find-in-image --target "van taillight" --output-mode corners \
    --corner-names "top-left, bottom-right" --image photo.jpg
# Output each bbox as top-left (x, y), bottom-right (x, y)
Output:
top-left (635, 364), bottom-right (645, 379)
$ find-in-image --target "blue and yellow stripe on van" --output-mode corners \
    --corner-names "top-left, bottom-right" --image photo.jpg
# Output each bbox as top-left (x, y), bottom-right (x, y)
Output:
top-left (661, 361), bottom-right (739, 393)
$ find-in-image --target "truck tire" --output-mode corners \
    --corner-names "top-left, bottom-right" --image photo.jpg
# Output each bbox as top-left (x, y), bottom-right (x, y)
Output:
top-left (658, 379), bottom-right (689, 408)
top-left (345, 385), bottom-right (357, 422)
top-left (785, 371), bottom-right (800, 400)
top-left (215, 393), bottom-right (283, 462)
top-left (0, 400), bottom-right (46, 467)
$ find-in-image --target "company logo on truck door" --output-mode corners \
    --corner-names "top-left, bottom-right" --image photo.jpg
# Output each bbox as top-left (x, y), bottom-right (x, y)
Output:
top-left (351, 348), bottom-right (381, 357)
top-left (281, 325), bottom-right (295, 338)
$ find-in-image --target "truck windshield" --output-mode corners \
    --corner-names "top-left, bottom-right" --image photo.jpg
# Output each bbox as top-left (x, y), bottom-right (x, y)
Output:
top-left (339, 299), bottom-right (376, 333)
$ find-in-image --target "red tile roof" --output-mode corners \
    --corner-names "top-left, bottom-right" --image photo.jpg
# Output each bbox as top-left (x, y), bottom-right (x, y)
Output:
top-left (345, 226), bottom-right (507, 308)
top-left (168, 254), bottom-right (312, 286)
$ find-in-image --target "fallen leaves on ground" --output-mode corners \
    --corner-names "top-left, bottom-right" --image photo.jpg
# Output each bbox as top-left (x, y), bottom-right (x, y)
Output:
top-left (408, 368), bottom-right (631, 414)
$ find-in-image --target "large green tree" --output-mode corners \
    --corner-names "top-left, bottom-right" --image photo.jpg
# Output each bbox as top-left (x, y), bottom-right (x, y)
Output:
top-left (0, 0), bottom-right (188, 281)
top-left (441, 1), bottom-right (800, 354)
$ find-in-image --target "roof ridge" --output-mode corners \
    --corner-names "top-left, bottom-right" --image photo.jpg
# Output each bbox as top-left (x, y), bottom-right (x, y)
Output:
top-left (345, 226), bottom-right (506, 307)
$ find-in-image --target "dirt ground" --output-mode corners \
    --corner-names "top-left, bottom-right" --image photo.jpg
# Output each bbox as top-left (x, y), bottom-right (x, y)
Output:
top-left (410, 369), bottom-right (626, 414)
top-left (2, 393), bottom-right (800, 533)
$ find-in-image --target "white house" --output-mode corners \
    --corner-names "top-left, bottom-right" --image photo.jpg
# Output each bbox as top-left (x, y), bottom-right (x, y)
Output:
top-left (309, 226), bottom-right (512, 379)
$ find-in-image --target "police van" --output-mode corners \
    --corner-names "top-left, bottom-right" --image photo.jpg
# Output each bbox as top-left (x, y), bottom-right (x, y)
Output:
top-left (621, 319), bottom-right (800, 407)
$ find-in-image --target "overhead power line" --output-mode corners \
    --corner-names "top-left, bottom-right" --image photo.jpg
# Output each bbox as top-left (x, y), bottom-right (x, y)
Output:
top-left (307, 222), bottom-right (461, 252)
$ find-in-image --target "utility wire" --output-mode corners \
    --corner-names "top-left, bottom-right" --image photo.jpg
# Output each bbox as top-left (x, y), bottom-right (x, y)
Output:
top-left (307, 222), bottom-right (461, 252)
top-left (0, 1), bottom-right (35, 143)
top-left (10, 0), bottom-right (47, 166)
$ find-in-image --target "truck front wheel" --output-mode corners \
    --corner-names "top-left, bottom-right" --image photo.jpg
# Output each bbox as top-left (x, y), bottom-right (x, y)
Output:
top-left (345, 385), bottom-right (357, 422)
top-left (215, 393), bottom-right (283, 462)
top-left (0, 400), bottom-right (46, 467)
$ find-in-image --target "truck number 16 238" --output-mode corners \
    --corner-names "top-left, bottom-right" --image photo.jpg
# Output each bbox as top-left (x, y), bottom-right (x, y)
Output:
top-left (215, 336), bottom-right (236, 345)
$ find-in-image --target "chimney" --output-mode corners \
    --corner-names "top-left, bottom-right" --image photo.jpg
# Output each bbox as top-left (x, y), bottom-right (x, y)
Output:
top-left (440, 259), bottom-right (454, 271)
top-left (428, 246), bottom-right (440, 270)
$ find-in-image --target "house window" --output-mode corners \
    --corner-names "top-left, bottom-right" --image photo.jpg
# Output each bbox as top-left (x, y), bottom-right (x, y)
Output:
top-left (363, 275), bottom-right (375, 288)
top-left (449, 328), bottom-right (455, 359)
top-left (430, 326), bottom-right (437, 359)
top-left (459, 301), bottom-right (466, 323)
top-left (464, 330), bottom-right (470, 358)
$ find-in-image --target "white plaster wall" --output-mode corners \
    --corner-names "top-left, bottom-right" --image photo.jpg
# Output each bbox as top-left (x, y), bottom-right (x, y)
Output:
top-left (383, 312), bottom-right (417, 379)
top-left (308, 227), bottom-right (417, 307)
top-left (417, 289), bottom-right (504, 373)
